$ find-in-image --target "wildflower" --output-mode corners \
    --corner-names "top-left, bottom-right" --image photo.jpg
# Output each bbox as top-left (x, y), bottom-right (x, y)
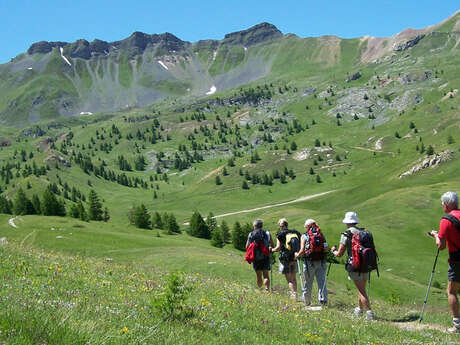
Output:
top-left (119, 327), bottom-right (129, 335)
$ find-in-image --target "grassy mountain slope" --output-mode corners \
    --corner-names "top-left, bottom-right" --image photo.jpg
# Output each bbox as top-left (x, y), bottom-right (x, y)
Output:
top-left (0, 12), bottom-right (459, 343)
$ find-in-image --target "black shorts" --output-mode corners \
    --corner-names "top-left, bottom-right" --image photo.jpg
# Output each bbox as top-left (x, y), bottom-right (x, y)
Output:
top-left (448, 262), bottom-right (460, 283)
top-left (253, 257), bottom-right (271, 271)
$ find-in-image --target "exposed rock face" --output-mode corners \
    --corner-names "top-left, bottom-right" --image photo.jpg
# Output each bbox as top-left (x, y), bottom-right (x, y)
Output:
top-left (346, 72), bottom-right (361, 82)
top-left (302, 87), bottom-right (316, 96)
top-left (393, 34), bottom-right (425, 51)
top-left (27, 41), bottom-right (67, 54)
top-left (27, 32), bottom-right (188, 59)
top-left (223, 22), bottom-right (282, 46)
top-left (399, 150), bottom-right (454, 178)
top-left (68, 39), bottom-right (91, 59)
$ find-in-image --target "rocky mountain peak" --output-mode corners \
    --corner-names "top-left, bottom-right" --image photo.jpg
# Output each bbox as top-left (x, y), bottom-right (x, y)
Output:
top-left (223, 22), bottom-right (282, 46)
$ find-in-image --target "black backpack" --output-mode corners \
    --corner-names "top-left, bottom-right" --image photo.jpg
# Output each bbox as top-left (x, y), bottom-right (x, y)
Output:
top-left (343, 229), bottom-right (379, 275)
top-left (250, 230), bottom-right (269, 261)
top-left (279, 230), bottom-right (300, 263)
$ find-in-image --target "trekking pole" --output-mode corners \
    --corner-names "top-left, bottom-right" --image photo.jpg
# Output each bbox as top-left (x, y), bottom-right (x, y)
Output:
top-left (320, 261), bottom-right (332, 300)
top-left (297, 259), bottom-right (304, 295)
top-left (419, 247), bottom-right (440, 323)
top-left (270, 255), bottom-right (274, 292)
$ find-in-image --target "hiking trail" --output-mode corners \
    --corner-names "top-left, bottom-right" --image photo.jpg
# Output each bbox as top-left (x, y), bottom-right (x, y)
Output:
top-left (213, 190), bottom-right (336, 219)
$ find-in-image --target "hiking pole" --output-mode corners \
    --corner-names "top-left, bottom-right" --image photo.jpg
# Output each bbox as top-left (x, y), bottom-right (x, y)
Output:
top-left (270, 254), bottom-right (274, 292)
top-left (297, 259), bottom-right (304, 296)
top-left (320, 261), bottom-right (332, 301)
top-left (419, 247), bottom-right (440, 323)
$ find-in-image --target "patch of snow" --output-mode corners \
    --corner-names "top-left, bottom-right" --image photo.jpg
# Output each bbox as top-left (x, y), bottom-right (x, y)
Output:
top-left (244, 46), bottom-right (248, 52)
top-left (206, 85), bottom-right (217, 95)
top-left (27, 67), bottom-right (33, 70)
top-left (0, 237), bottom-right (7, 246)
top-left (8, 218), bottom-right (17, 228)
top-left (80, 111), bottom-right (93, 115)
top-left (208, 262), bottom-right (217, 265)
top-left (375, 138), bottom-right (384, 150)
top-left (59, 47), bottom-right (72, 66)
top-left (158, 61), bottom-right (168, 70)
top-left (56, 236), bottom-right (65, 239)
top-left (212, 50), bottom-right (217, 62)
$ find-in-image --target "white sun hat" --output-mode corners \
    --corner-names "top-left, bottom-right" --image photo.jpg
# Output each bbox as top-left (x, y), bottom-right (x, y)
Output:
top-left (342, 212), bottom-right (359, 224)
top-left (304, 218), bottom-right (316, 227)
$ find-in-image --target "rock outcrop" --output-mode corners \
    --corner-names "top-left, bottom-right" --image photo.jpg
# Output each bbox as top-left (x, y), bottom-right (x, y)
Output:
top-left (222, 22), bottom-right (282, 46)
top-left (399, 150), bottom-right (454, 178)
top-left (393, 34), bottom-right (425, 51)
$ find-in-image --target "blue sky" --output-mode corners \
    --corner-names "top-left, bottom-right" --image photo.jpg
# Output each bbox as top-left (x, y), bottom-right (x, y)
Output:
top-left (0, 0), bottom-right (458, 63)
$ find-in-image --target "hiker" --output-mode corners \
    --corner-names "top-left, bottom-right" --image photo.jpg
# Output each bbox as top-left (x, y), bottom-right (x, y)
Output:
top-left (295, 219), bottom-right (328, 305)
top-left (331, 211), bottom-right (376, 320)
top-left (271, 218), bottom-right (301, 299)
top-left (245, 219), bottom-right (274, 290)
top-left (429, 191), bottom-right (460, 333)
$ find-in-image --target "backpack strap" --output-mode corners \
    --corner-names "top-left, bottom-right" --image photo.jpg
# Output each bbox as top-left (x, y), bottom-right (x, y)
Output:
top-left (443, 214), bottom-right (460, 231)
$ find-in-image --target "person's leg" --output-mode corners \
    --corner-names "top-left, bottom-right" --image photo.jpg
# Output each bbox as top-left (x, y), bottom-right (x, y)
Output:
top-left (315, 260), bottom-right (328, 304)
top-left (262, 270), bottom-right (270, 290)
top-left (302, 261), bottom-right (315, 305)
top-left (447, 281), bottom-right (460, 318)
top-left (256, 270), bottom-right (263, 288)
top-left (353, 279), bottom-right (371, 310)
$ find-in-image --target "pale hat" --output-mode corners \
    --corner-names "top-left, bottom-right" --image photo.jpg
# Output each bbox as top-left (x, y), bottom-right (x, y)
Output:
top-left (342, 212), bottom-right (359, 224)
top-left (304, 218), bottom-right (316, 227)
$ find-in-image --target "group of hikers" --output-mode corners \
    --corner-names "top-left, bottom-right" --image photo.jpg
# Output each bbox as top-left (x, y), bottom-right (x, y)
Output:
top-left (244, 191), bottom-right (460, 333)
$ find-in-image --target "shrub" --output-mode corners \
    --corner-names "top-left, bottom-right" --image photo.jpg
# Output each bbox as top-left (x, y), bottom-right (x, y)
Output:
top-left (151, 272), bottom-right (194, 321)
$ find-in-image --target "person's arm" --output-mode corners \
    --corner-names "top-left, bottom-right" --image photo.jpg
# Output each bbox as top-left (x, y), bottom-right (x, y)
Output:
top-left (323, 234), bottom-right (329, 252)
top-left (245, 233), bottom-right (251, 250)
top-left (429, 231), bottom-right (447, 250)
top-left (331, 244), bottom-right (346, 258)
top-left (271, 238), bottom-right (281, 253)
top-left (295, 235), bottom-right (306, 258)
top-left (269, 233), bottom-right (275, 248)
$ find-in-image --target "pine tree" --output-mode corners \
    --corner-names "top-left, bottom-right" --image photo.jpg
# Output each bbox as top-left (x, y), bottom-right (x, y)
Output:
top-left (152, 212), bottom-right (163, 229)
top-left (220, 220), bottom-right (231, 243)
top-left (205, 211), bottom-right (215, 231)
top-left (215, 175), bottom-right (222, 185)
top-left (133, 204), bottom-right (151, 229)
top-left (31, 194), bottom-right (41, 214)
top-left (87, 189), bottom-right (103, 221)
top-left (13, 188), bottom-right (30, 215)
top-left (426, 145), bottom-right (434, 156)
top-left (232, 221), bottom-right (249, 251)
top-left (70, 204), bottom-right (80, 218)
top-left (210, 226), bottom-right (225, 248)
top-left (0, 195), bottom-right (12, 214)
top-left (166, 213), bottom-right (180, 234)
top-left (103, 207), bottom-right (110, 222)
top-left (242, 180), bottom-right (249, 190)
top-left (77, 201), bottom-right (88, 221)
top-left (188, 211), bottom-right (210, 239)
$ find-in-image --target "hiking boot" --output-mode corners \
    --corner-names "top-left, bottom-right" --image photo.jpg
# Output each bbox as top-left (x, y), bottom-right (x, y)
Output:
top-left (447, 322), bottom-right (460, 333)
top-left (353, 307), bottom-right (363, 317)
top-left (366, 310), bottom-right (375, 321)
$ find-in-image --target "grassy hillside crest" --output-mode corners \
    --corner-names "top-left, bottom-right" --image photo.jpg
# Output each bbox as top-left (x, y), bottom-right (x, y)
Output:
top-left (0, 11), bottom-right (459, 344)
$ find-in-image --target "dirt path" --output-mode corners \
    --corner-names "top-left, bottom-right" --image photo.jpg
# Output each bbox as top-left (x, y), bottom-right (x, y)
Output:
top-left (392, 320), bottom-right (446, 332)
top-left (352, 146), bottom-right (395, 156)
top-left (199, 166), bottom-right (224, 183)
top-left (213, 190), bottom-right (336, 219)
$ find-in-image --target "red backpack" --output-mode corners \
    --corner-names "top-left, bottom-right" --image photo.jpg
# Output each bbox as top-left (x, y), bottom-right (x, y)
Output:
top-left (304, 225), bottom-right (325, 260)
top-left (344, 229), bottom-right (379, 275)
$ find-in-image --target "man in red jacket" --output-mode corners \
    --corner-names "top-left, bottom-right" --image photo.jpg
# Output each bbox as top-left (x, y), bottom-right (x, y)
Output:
top-left (430, 191), bottom-right (460, 333)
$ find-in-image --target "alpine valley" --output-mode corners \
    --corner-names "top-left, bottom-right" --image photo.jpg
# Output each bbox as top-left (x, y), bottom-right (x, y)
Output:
top-left (0, 10), bottom-right (459, 345)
